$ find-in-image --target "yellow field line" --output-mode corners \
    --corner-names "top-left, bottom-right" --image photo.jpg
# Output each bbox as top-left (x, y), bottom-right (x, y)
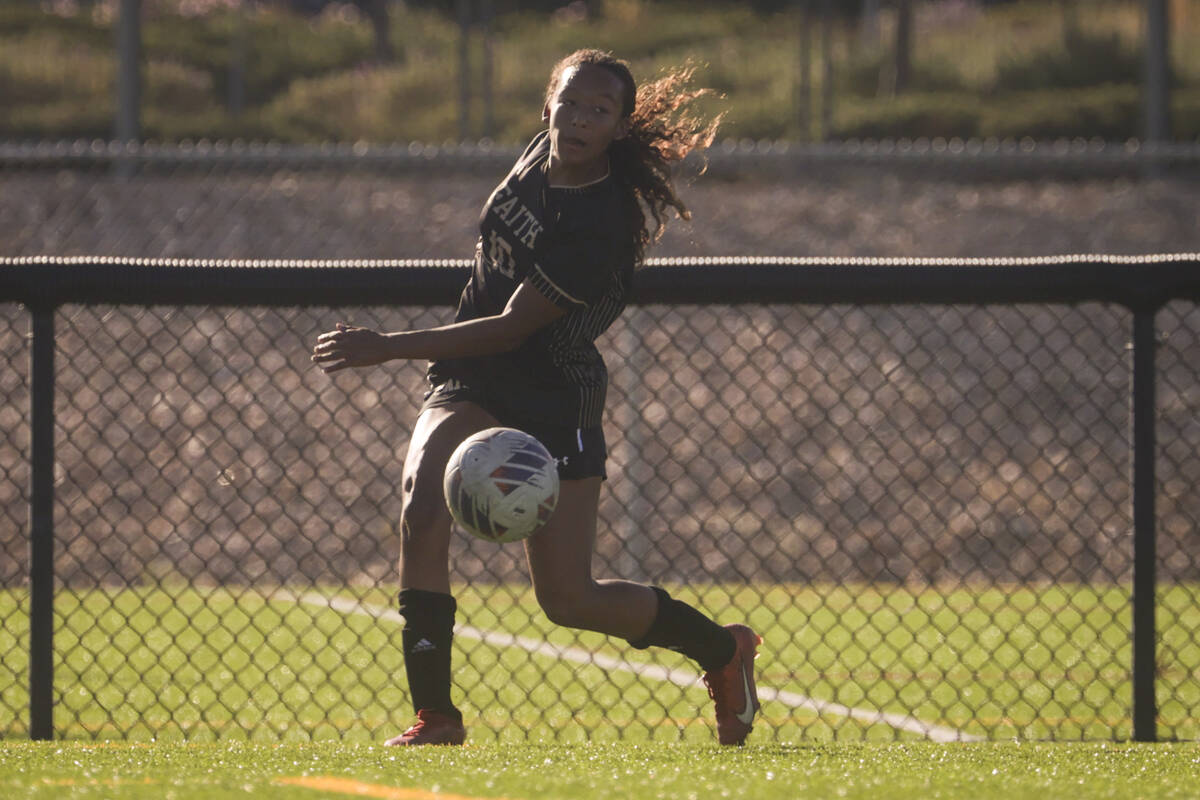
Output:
top-left (276, 776), bottom-right (513, 800)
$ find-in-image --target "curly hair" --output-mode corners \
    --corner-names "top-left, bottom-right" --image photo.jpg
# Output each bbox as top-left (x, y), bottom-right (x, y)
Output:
top-left (545, 49), bottom-right (723, 264)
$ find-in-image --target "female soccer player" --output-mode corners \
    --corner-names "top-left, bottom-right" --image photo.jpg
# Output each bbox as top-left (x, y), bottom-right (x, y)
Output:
top-left (312, 49), bottom-right (761, 746)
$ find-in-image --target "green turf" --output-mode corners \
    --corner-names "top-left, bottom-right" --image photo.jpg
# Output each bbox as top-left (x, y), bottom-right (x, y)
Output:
top-left (2, 741), bottom-right (1199, 800)
top-left (1, 582), bottom-right (1198, 744)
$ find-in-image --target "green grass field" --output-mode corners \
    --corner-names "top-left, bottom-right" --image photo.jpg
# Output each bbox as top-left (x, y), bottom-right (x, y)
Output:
top-left (2, 582), bottom-right (1199, 745)
top-left (3, 740), bottom-right (1199, 800)
top-left (1, 582), bottom-right (1199, 797)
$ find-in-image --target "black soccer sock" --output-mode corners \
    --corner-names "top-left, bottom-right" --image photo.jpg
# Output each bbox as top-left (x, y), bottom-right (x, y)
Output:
top-left (398, 588), bottom-right (461, 722)
top-left (627, 586), bottom-right (737, 673)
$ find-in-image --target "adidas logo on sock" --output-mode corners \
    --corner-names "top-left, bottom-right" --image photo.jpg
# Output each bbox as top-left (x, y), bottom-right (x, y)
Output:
top-left (410, 638), bottom-right (436, 654)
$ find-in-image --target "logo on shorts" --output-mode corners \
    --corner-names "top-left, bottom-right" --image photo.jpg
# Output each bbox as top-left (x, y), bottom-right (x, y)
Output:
top-left (554, 456), bottom-right (570, 468)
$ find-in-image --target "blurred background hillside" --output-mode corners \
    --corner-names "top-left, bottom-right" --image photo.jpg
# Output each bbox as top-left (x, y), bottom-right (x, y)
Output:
top-left (2, 0), bottom-right (1198, 144)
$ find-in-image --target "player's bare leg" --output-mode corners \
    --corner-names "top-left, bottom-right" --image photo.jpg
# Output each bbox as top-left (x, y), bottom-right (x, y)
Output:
top-left (525, 480), bottom-right (760, 744)
top-left (525, 478), bottom-right (657, 639)
top-left (387, 401), bottom-right (498, 746)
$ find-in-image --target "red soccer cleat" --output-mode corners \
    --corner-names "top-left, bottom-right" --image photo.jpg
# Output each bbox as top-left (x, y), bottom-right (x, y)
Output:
top-left (384, 709), bottom-right (466, 746)
top-left (702, 624), bottom-right (763, 745)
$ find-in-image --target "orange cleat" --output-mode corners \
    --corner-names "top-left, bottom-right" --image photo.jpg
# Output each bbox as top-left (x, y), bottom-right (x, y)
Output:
top-left (384, 709), bottom-right (466, 746)
top-left (702, 624), bottom-right (763, 745)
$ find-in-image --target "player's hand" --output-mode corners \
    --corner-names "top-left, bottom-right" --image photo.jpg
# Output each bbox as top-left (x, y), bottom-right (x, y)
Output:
top-left (311, 323), bottom-right (395, 373)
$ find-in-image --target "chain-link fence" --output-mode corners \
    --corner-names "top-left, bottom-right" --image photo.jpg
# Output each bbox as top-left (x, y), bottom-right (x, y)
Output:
top-left (0, 305), bottom-right (30, 739)
top-left (1, 258), bottom-right (1198, 743)
top-left (1157, 299), bottom-right (1200, 741)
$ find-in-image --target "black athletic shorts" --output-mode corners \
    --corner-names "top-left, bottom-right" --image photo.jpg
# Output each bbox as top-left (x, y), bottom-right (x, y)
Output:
top-left (421, 378), bottom-right (608, 481)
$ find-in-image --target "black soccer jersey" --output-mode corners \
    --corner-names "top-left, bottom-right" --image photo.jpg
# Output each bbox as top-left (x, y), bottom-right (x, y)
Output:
top-left (428, 131), bottom-right (635, 429)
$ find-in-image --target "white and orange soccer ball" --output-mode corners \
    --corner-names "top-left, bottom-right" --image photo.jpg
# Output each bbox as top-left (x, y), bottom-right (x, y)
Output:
top-left (443, 427), bottom-right (560, 543)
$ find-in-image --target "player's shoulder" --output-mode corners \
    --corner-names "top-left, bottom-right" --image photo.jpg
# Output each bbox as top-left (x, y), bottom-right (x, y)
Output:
top-left (521, 130), bottom-right (551, 159)
top-left (513, 131), bottom-right (552, 179)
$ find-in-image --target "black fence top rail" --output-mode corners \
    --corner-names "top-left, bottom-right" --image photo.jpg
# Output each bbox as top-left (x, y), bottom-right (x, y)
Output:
top-left (4, 139), bottom-right (1200, 178)
top-left (2, 255), bottom-right (1199, 310)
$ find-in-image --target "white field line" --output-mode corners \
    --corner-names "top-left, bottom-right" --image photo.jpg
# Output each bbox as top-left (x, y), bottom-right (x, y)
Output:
top-left (285, 591), bottom-right (980, 743)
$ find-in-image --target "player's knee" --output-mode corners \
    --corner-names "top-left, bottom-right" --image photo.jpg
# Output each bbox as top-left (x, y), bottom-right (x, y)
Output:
top-left (535, 581), bottom-right (598, 629)
top-left (399, 491), bottom-right (449, 548)
top-left (538, 595), bottom-right (582, 628)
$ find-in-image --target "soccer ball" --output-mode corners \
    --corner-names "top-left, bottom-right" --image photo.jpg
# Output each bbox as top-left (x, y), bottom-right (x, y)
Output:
top-left (443, 427), bottom-right (560, 543)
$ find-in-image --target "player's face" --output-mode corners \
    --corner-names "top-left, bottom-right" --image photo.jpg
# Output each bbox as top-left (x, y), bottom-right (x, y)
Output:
top-left (543, 64), bottom-right (630, 185)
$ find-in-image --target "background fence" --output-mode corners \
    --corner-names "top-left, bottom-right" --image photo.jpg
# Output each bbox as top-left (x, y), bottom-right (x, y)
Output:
top-left (5, 0), bottom-right (1199, 752)
top-left (1, 255), bottom-right (1198, 744)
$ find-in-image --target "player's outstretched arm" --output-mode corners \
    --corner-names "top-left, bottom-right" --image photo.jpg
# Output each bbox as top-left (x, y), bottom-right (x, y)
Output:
top-left (311, 280), bottom-right (565, 373)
